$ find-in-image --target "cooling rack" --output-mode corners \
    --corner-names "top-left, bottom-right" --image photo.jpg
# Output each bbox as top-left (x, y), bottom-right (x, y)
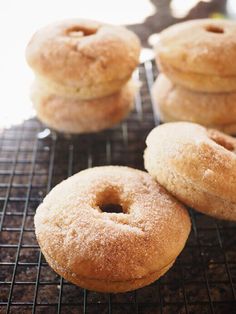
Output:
top-left (0, 60), bottom-right (235, 314)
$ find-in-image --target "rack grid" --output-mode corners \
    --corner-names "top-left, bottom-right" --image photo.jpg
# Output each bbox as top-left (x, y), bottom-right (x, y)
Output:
top-left (0, 61), bottom-right (235, 314)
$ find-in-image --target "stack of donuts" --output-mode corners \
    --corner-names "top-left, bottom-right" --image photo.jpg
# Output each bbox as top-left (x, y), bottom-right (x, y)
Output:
top-left (152, 19), bottom-right (236, 134)
top-left (26, 19), bottom-right (141, 133)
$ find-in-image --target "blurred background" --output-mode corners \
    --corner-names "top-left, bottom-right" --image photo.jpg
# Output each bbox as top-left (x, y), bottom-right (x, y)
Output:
top-left (0, 0), bottom-right (235, 129)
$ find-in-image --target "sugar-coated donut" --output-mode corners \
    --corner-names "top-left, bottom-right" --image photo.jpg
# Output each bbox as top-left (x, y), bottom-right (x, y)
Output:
top-left (26, 19), bottom-right (141, 99)
top-left (31, 80), bottom-right (135, 134)
top-left (34, 166), bottom-right (190, 293)
top-left (152, 74), bottom-right (236, 134)
top-left (155, 19), bottom-right (236, 92)
top-left (144, 122), bottom-right (236, 221)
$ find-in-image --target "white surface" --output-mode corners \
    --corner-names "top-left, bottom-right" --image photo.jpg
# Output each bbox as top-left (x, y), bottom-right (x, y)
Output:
top-left (170, 0), bottom-right (211, 18)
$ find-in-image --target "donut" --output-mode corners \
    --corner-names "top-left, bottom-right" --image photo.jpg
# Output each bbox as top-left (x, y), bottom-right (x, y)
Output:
top-left (152, 74), bottom-right (236, 134)
top-left (144, 122), bottom-right (236, 221)
top-left (26, 19), bottom-right (141, 100)
top-left (155, 19), bottom-right (236, 92)
top-left (31, 79), bottom-right (135, 134)
top-left (34, 166), bottom-right (191, 293)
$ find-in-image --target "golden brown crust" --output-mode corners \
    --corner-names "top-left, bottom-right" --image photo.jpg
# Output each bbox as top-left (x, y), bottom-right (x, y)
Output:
top-left (31, 80), bottom-right (135, 133)
top-left (43, 251), bottom-right (174, 293)
top-left (26, 19), bottom-right (141, 98)
top-left (158, 61), bottom-right (236, 93)
top-left (144, 122), bottom-right (236, 221)
top-left (35, 74), bottom-right (130, 100)
top-left (34, 166), bottom-right (190, 292)
top-left (155, 19), bottom-right (236, 92)
top-left (152, 74), bottom-right (236, 134)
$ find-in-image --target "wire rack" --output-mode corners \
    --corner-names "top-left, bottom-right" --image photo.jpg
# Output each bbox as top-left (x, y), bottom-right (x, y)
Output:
top-left (0, 60), bottom-right (235, 314)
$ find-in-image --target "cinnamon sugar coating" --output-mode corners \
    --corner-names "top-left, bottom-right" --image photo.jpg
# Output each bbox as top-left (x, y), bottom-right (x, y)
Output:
top-left (26, 19), bottom-right (141, 99)
top-left (152, 74), bottom-right (236, 134)
top-left (155, 19), bottom-right (236, 92)
top-left (34, 166), bottom-right (190, 292)
top-left (145, 122), bottom-right (236, 221)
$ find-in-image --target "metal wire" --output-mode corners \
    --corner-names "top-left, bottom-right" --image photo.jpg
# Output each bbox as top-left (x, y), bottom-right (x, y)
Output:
top-left (0, 61), bottom-right (236, 314)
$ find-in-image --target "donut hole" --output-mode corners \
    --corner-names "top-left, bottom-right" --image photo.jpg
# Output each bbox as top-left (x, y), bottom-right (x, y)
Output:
top-left (205, 25), bottom-right (224, 34)
top-left (100, 203), bottom-right (124, 214)
top-left (96, 187), bottom-right (130, 214)
top-left (67, 26), bottom-right (97, 38)
top-left (208, 130), bottom-right (236, 152)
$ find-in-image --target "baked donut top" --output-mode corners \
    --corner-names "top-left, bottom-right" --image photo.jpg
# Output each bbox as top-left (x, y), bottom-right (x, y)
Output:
top-left (26, 19), bottom-right (140, 87)
top-left (34, 166), bottom-right (190, 281)
top-left (146, 122), bottom-right (236, 202)
top-left (155, 19), bottom-right (236, 76)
